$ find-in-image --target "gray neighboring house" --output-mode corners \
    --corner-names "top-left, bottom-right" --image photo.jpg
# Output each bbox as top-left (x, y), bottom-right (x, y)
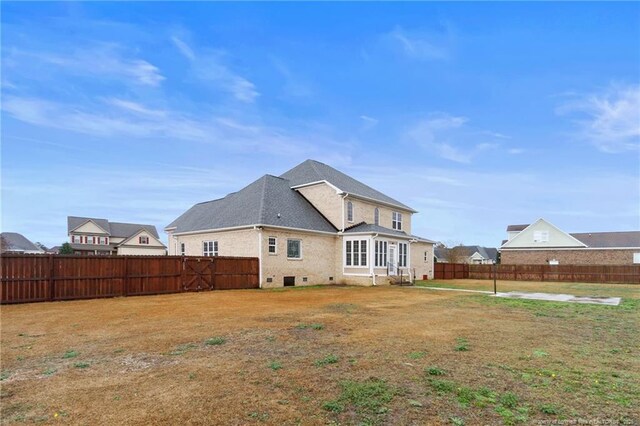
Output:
top-left (166, 159), bottom-right (436, 287)
top-left (67, 216), bottom-right (167, 256)
top-left (0, 232), bottom-right (45, 254)
top-left (434, 245), bottom-right (498, 264)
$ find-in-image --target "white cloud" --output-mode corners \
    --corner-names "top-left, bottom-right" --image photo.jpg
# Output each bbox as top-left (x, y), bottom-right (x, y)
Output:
top-left (7, 45), bottom-right (165, 87)
top-left (557, 84), bottom-right (640, 153)
top-left (172, 36), bottom-right (259, 103)
top-left (406, 113), bottom-right (501, 163)
top-left (385, 25), bottom-right (451, 60)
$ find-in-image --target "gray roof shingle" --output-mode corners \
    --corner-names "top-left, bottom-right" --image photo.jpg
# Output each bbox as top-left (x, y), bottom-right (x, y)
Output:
top-left (166, 175), bottom-right (337, 234)
top-left (1, 232), bottom-right (44, 253)
top-left (343, 222), bottom-right (434, 243)
top-left (570, 231), bottom-right (640, 248)
top-left (280, 160), bottom-right (416, 212)
top-left (506, 224), bottom-right (529, 232)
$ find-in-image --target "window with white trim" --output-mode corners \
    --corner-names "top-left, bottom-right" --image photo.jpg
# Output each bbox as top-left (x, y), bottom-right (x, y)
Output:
top-left (98, 236), bottom-right (108, 245)
top-left (203, 241), bottom-right (218, 257)
top-left (374, 208), bottom-right (380, 225)
top-left (533, 230), bottom-right (549, 242)
top-left (180, 243), bottom-right (185, 255)
top-left (268, 237), bottom-right (277, 254)
top-left (345, 239), bottom-right (367, 267)
top-left (347, 201), bottom-right (354, 222)
top-left (398, 243), bottom-right (408, 267)
top-left (375, 240), bottom-right (388, 267)
top-left (72, 235), bottom-right (82, 244)
top-left (139, 236), bottom-right (149, 244)
top-left (392, 212), bottom-right (403, 230)
top-left (287, 239), bottom-right (301, 259)
top-left (86, 236), bottom-right (95, 244)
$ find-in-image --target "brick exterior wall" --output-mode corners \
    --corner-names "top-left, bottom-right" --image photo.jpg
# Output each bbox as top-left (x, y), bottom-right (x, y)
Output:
top-left (501, 249), bottom-right (639, 265)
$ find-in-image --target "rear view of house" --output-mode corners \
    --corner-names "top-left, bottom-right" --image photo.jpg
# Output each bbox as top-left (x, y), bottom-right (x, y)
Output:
top-left (166, 159), bottom-right (435, 287)
top-left (68, 217), bottom-right (166, 255)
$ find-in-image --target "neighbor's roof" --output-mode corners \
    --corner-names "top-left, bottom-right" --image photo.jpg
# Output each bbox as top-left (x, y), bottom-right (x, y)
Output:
top-left (506, 224), bottom-right (529, 232)
top-left (434, 247), bottom-right (448, 260)
top-left (461, 245), bottom-right (498, 260)
top-left (68, 216), bottom-right (160, 239)
top-left (280, 159), bottom-right (416, 212)
top-left (166, 175), bottom-right (337, 234)
top-left (1, 232), bottom-right (44, 253)
top-left (570, 231), bottom-right (640, 248)
top-left (343, 222), bottom-right (434, 243)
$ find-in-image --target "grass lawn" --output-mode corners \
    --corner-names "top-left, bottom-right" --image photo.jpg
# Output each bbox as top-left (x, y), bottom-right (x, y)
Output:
top-left (1, 283), bottom-right (638, 425)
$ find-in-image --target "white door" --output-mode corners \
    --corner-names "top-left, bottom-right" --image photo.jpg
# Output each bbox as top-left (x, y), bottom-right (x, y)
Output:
top-left (388, 244), bottom-right (397, 275)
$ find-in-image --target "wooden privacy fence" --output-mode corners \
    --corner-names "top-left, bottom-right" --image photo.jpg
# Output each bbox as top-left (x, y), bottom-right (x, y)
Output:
top-left (1, 255), bottom-right (260, 305)
top-left (432, 262), bottom-right (640, 284)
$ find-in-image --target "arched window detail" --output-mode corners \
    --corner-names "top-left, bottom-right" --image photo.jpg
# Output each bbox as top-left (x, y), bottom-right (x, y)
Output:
top-left (347, 201), bottom-right (354, 222)
top-left (374, 208), bottom-right (380, 225)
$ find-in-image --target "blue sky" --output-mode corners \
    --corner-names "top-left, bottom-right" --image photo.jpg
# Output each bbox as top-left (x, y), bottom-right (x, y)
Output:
top-left (2, 2), bottom-right (639, 248)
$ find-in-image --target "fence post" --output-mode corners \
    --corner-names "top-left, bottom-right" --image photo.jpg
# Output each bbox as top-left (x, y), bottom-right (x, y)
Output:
top-left (123, 256), bottom-right (128, 297)
top-left (48, 254), bottom-right (55, 302)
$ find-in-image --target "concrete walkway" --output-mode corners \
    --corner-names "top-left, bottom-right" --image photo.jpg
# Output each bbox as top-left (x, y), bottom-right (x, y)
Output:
top-left (417, 286), bottom-right (621, 306)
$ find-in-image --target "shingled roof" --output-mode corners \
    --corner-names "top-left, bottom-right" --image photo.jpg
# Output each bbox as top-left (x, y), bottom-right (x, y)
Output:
top-left (280, 160), bottom-right (416, 212)
top-left (570, 231), bottom-right (640, 248)
top-left (166, 175), bottom-right (337, 234)
top-left (68, 217), bottom-right (160, 239)
top-left (343, 222), bottom-right (434, 243)
top-left (1, 232), bottom-right (44, 253)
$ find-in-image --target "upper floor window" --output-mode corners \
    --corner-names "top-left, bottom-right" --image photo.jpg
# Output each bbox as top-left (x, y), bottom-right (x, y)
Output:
top-left (392, 212), bottom-right (403, 230)
top-left (203, 241), bottom-right (218, 257)
top-left (71, 235), bottom-right (82, 244)
top-left (424, 251), bottom-right (428, 262)
top-left (345, 239), bottom-right (367, 267)
top-left (139, 236), bottom-right (149, 245)
top-left (86, 236), bottom-right (95, 244)
top-left (268, 237), bottom-right (277, 254)
top-left (180, 243), bottom-right (185, 255)
top-left (374, 208), bottom-right (380, 225)
top-left (287, 239), bottom-right (301, 259)
top-left (347, 201), bottom-right (354, 222)
top-left (98, 237), bottom-right (108, 245)
top-left (533, 230), bottom-right (549, 243)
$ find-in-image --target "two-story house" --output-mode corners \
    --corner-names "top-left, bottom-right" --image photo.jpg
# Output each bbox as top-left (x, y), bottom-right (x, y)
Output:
top-left (166, 159), bottom-right (435, 287)
top-left (68, 216), bottom-right (167, 255)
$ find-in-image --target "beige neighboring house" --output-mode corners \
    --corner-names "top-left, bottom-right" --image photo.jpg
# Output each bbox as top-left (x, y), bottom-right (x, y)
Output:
top-left (500, 218), bottom-right (640, 265)
top-left (166, 159), bottom-right (435, 288)
top-left (68, 216), bottom-right (166, 256)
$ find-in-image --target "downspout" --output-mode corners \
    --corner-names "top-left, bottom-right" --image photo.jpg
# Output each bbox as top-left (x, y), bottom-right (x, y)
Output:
top-left (254, 226), bottom-right (263, 288)
top-left (371, 233), bottom-right (378, 286)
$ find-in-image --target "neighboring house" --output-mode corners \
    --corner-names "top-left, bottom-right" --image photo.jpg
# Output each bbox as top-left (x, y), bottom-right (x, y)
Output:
top-left (500, 218), bottom-right (640, 265)
top-left (68, 217), bottom-right (167, 256)
top-left (46, 246), bottom-right (61, 254)
top-left (434, 245), bottom-right (497, 264)
top-left (0, 232), bottom-right (45, 254)
top-left (166, 159), bottom-right (435, 287)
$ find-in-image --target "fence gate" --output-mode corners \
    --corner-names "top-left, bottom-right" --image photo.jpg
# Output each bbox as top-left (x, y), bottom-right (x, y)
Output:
top-left (182, 258), bottom-right (214, 291)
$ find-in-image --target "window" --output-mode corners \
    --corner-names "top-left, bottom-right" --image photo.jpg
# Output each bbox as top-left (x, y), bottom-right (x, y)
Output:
top-left (375, 240), bottom-right (388, 267)
top-left (533, 230), bottom-right (549, 242)
top-left (86, 236), bottom-right (95, 244)
top-left (633, 253), bottom-right (640, 264)
top-left (268, 237), bottom-right (277, 254)
top-left (374, 208), bottom-right (380, 225)
top-left (98, 237), bottom-right (108, 245)
top-left (424, 251), bottom-right (428, 262)
top-left (203, 241), bottom-right (218, 257)
top-left (345, 239), bottom-right (367, 267)
top-left (180, 243), bottom-right (185, 255)
top-left (398, 243), bottom-right (408, 267)
top-left (347, 201), bottom-right (354, 222)
top-left (392, 212), bottom-right (403, 230)
top-left (287, 239), bottom-right (301, 259)
top-left (72, 235), bottom-right (82, 244)
top-left (139, 236), bottom-right (149, 244)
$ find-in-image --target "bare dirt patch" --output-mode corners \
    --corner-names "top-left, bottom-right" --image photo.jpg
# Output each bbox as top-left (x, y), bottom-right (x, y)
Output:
top-left (1, 285), bottom-right (638, 425)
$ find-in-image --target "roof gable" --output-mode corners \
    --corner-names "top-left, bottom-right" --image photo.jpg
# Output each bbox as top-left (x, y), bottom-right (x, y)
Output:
top-left (68, 217), bottom-right (110, 234)
top-left (1, 232), bottom-right (43, 252)
top-left (117, 228), bottom-right (166, 247)
top-left (280, 160), bottom-right (416, 212)
top-left (501, 218), bottom-right (587, 249)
